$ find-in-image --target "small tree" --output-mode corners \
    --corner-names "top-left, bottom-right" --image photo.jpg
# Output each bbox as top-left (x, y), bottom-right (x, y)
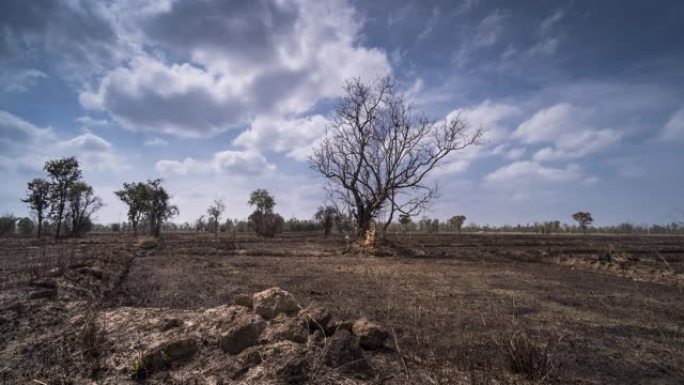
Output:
top-left (45, 156), bottom-right (82, 239)
top-left (572, 211), bottom-right (593, 233)
top-left (248, 189), bottom-right (283, 237)
top-left (115, 182), bottom-right (148, 235)
top-left (449, 215), bottom-right (466, 234)
top-left (314, 206), bottom-right (339, 237)
top-left (144, 179), bottom-right (178, 237)
top-left (66, 181), bottom-right (103, 237)
top-left (399, 214), bottom-right (412, 233)
top-left (22, 178), bottom-right (51, 237)
top-left (17, 217), bottom-right (35, 235)
top-left (207, 199), bottom-right (226, 236)
top-left (0, 215), bottom-right (16, 236)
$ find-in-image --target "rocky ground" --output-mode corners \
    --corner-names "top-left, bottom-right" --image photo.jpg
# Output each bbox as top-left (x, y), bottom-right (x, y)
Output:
top-left (1, 233), bottom-right (683, 384)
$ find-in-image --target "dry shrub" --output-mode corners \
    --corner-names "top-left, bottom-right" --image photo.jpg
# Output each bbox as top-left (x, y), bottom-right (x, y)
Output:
top-left (81, 310), bottom-right (107, 377)
top-left (503, 330), bottom-right (559, 382)
top-left (136, 236), bottom-right (158, 250)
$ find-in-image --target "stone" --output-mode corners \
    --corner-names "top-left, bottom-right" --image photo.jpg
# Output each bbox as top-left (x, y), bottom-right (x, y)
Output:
top-left (261, 317), bottom-right (308, 344)
top-left (352, 318), bottom-right (389, 350)
top-left (252, 288), bottom-right (299, 320)
top-left (323, 329), bottom-right (372, 377)
top-left (220, 314), bottom-right (266, 354)
top-left (299, 305), bottom-right (332, 332)
top-left (234, 293), bottom-right (253, 309)
top-left (131, 338), bottom-right (198, 378)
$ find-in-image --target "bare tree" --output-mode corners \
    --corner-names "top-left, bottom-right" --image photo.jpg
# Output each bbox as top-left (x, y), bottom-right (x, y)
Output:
top-left (207, 199), bottom-right (225, 236)
top-left (310, 77), bottom-right (482, 237)
top-left (22, 178), bottom-right (51, 237)
top-left (572, 211), bottom-right (593, 233)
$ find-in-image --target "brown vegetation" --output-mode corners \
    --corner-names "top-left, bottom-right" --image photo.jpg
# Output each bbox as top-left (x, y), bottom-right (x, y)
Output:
top-left (0, 232), bottom-right (683, 384)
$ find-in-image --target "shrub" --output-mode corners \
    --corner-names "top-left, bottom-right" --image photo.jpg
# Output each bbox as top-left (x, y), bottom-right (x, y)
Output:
top-left (0, 215), bottom-right (16, 236)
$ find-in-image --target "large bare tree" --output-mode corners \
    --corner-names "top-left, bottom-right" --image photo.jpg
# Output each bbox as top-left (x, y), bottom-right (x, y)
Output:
top-left (310, 77), bottom-right (482, 236)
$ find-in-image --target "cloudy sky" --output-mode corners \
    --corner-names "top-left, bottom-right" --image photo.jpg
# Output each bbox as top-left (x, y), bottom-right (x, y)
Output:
top-left (1, 0), bottom-right (683, 226)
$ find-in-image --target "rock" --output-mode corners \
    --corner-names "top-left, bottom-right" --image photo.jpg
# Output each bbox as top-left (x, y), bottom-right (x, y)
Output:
top-left (299, 305), bottom-right (332, 332)
top-left (326, 319), bottom-right (354, 336)
top-left (323, 329), bottom-right (372, 377)
top-left (131, 338), bottom-right (198, 378)
top-left (234, 293), bottom-right (253, 309)
top-left (160, 318), bottom-right (183, 331)
top-left (352, 318), bottom-right (389, 350)
top-left (261, 317), bottom-right (308, 344)
top-left (252, 288), bottom-right (299, 320)
top-left (274, 352), bottom-right (309, 384)
top-left (220, 313), bottom-right (266, 354)
top-left (79, 266), bottom-right (105, 279)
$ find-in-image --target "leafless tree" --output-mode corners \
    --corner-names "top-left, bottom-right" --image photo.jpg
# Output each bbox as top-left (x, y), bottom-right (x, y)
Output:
top-left (310, 77), bottom-right (482, 237)
top-left (207, 199), bottom-right (225, 236)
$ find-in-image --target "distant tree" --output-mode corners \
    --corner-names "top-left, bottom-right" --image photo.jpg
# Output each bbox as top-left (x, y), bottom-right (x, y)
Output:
top-left (115, 182), bottom-right (148, 235)
top-left (399, 214), bottom-right (412, 233)
top-left (0, 215), bottom-right (16, 236)
top-left (144, 179), bottom-right (178, 237)
top-left (314, 206), bottom-right (339, 237)
top-left (45, 156), bottom-right (82, 239)
top-left (572, 211), bottom-right (593, 233)
top-left (111, 223), bottom-right (121, 232)
top-left (16, 217), bottom-right (35, 235)
top-left (207, 199), bottom-right (226, 236)
top-left (248, 189), bottom-right (275, 214)
top-left (195, 215), bottom-right (206, 232)
top-left (66, 181), bottom-right (103, 236)
top-left (22, 178), bottom-right (51, 237)
top-left (310, 77), bottom-right (482, 237)
top-left (247, 189), bottom-right (283, 237)
top-left (449, 215), bottom-right (466, 234)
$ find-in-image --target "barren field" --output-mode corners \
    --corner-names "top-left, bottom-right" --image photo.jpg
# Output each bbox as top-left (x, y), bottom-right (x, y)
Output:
top-left (1, 233), bottom-right (683, 384)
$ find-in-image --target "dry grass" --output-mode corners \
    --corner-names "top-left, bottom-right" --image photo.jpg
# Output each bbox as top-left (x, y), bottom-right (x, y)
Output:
top-left (0, 232), bottom-right (683, 384)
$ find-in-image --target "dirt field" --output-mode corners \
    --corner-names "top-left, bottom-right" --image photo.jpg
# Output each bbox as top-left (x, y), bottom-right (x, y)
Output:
top-left (1, 232), bottom-right (683, 384)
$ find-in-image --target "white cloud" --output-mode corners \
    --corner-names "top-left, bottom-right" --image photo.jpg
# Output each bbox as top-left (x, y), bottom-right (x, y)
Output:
top-left (144, 137), bottom-right (169, 147)
top-left (0, 69), bottom-right (48, 93)
top-left (417, 7), bottom-right (440, 40)
top-left (79, 0), bottom-right (391, 138)
top-left (515, 103), bottom-right (622, 160)
top-left (156, 150), bottom-right (275, 176)
top-left (485, 160), bottom-right (582, 185)
top-left (447, 99), bottom-right (520, 143)
top-left (658, 107), bottom-right (684, 141)
top-left (0, 110), bottom-right (127, 173)
top-left (233, 114), bottom-right (329, 161)
top-left (76, 116), bottom-right (110, 128)
top-left (474, 9), bottom-right (506, 47)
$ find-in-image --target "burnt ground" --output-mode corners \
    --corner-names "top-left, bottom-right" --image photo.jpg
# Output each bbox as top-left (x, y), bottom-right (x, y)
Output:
top-left (0, 232), bottom-right (683, 384)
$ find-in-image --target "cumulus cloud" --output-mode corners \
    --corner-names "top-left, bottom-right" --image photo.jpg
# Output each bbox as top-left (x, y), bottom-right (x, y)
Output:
top-left (233, 114), bottom-right (329, 161)
top-left (658, 107), bottom-right (684, 142)
top-left (156, 150), bottom-right (275, 176)
top-left (447, 99), bottom-right (520, 143)
top-left (514, 103), bottom-right (622, 160)
top-left (78, 0), bottom-right (391, 138)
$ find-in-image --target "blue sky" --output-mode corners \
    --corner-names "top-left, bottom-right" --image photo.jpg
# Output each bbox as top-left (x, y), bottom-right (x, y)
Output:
top-left (1, 0), bottom-right (683, 226)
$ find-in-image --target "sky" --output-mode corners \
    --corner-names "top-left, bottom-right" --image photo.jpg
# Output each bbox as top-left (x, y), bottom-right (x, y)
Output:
top-left (1, 0), bottom-right (683, 226)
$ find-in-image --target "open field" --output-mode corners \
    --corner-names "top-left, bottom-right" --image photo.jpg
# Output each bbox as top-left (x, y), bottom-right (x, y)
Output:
top-left (1, 232), bottom-right (683, 384)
